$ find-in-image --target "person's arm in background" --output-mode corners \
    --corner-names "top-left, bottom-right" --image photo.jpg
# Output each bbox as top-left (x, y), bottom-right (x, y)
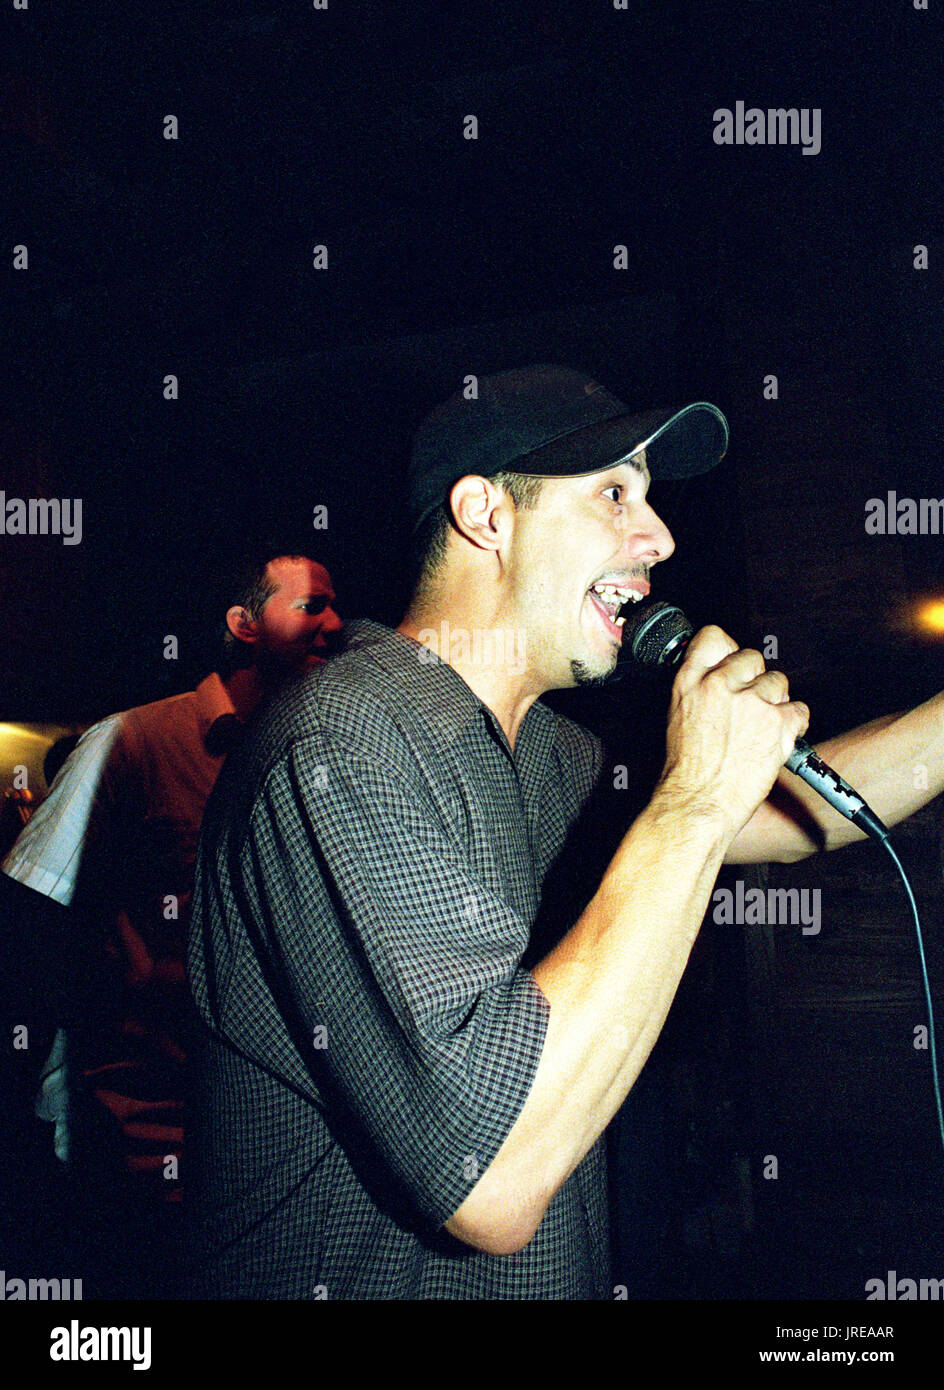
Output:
top-left (726, 693), bottom-right (944, 864)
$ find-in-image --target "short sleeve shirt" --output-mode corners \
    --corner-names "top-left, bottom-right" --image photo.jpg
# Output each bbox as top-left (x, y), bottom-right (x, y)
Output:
top-left (2, 715), bottom-right (122, 906)
top-left (187, 621), bottom-right (611, 1299)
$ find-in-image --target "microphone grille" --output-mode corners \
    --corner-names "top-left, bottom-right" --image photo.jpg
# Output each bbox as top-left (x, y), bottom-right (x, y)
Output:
top-left (626, 601), bottom-right (694, 667)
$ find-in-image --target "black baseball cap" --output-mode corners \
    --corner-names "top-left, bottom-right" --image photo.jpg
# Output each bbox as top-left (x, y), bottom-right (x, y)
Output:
top-left (408, 364), bottom-right (729, 532)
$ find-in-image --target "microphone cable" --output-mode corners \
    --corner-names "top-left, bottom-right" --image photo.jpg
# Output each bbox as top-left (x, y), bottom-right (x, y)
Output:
top-left (876, 833), bottom-right (944, 1160)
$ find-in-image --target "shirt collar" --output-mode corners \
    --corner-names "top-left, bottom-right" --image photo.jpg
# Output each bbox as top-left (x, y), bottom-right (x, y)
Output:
top-left (338, 619), bottom-right (556, 757)
top-left (194, 672), bottom-right (239, 748)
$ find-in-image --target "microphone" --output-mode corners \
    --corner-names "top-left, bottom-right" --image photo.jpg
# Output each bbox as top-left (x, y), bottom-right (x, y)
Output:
top-left (624, 601), bottom-right (889, 844)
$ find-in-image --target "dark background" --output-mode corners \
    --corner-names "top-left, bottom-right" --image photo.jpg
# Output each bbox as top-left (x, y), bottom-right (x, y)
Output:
top-left (2, 0), bottom-right (942, 1302)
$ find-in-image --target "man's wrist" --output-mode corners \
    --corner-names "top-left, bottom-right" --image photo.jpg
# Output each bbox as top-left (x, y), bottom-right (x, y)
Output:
top-left (646, 773), bottom-right (734, 851)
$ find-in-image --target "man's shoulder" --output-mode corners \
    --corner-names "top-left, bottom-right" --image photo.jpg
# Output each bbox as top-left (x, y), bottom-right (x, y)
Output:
top-left (291, 623), bottom-right (605, 783)
top-left (247, 621), bottom-right (450, 778)
top-left (309, 621), bottom-right (424, 740)
top-left (63, 712), bottom-right (125, 762)
top-left (35, 712), bottom-right (126, 807)
top-left (114, 676), bottom-right (241, 777)
top-left (117, 686), bottom-right (201, 741)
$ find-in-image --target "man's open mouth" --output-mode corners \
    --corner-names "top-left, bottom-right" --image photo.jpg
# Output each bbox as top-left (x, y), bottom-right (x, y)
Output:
top-left (586, 583), bottom-right (645, 638)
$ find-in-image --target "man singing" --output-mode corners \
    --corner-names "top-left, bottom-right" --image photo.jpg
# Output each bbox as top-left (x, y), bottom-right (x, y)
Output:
top-left (188, 365), bottom-right (944, 1299)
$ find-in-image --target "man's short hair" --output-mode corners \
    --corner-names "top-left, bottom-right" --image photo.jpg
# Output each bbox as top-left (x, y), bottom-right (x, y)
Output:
top-left (409, 471), bottom-right (544, 597)
top-left (219, 549), bottom-right (312, 670)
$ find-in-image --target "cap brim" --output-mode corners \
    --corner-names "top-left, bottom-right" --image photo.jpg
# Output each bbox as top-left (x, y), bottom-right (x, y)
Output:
top-left (507, 401), bottom-right (729, 481)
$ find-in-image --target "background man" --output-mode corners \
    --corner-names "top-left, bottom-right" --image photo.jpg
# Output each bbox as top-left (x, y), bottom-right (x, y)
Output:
top-left (1, 549), bottom-right (342, 1298)
top-left (187, 366), bottom-right (944, 1299)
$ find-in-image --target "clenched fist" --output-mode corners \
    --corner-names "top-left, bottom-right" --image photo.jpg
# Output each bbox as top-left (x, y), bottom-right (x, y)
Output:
top-left (658, 625), bottom-right (810, 842)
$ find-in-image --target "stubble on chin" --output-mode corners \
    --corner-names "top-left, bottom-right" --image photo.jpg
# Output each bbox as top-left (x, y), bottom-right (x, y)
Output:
top-left (570, 653), bottom-right (619, 688)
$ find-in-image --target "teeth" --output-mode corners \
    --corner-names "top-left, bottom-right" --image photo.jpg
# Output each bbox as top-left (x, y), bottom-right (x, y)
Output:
top-left (590, 583), bottom-right (644, 604)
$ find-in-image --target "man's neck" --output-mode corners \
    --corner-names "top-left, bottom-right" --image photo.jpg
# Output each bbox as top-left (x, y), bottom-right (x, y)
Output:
top-left (221, 665), bottom-right (268, 722)
top-left (398, 604), bottom-right (541, 750)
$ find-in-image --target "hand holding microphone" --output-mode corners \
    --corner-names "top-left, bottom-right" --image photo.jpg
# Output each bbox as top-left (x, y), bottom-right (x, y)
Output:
top-left (626, 601), bottom-right (889, 844)
top-left (655, 620), bottom-right (811, 841)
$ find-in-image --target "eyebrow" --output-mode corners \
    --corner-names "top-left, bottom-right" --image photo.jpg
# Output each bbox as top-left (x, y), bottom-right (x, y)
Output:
top-left (601, 456), bottom-right (652, 492)
top-left (611, 449), bottom-right (649, 474)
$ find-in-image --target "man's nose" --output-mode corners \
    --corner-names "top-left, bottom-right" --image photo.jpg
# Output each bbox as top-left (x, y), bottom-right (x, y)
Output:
top-left (319, 606), bottom-right (343, 635)
top-left (625, 503), bottom-right (675, 564)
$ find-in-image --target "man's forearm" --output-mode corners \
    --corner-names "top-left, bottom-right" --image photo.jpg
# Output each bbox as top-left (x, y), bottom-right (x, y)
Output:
top-left (445, 784), bottom-right (729, 1255)
top-left (727, 689), bottom-right (944, 864)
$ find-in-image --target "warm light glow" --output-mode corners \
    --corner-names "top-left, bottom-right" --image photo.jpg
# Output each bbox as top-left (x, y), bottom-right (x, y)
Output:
top-left (917, 601), bottom-right (944, 634)
top-left (0, 723), bottom-right (50, 747)
top-left (0, 723), bottom-right (84, 793)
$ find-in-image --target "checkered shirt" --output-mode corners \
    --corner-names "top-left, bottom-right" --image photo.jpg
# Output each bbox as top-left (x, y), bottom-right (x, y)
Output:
top-left (187, 620), bottom-right (612, 1299)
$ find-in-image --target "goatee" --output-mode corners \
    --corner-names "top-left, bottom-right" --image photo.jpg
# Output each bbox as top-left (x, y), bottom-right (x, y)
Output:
top-left (571, 656), bottom-right (618, 688)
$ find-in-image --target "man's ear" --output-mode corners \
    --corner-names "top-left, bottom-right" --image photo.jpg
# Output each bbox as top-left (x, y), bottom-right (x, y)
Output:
top-left (225, 605), bottom-right (260, 645)
top-left (448, 475), bottom-right (511, 552)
